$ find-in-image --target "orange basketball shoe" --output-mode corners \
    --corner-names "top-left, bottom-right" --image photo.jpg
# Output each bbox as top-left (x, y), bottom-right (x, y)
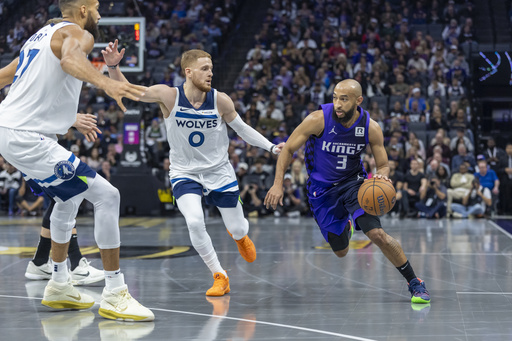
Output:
top-left (206, 273), bottom-right (230, 296)
top-left (227, 230), bottom-right (257, 263)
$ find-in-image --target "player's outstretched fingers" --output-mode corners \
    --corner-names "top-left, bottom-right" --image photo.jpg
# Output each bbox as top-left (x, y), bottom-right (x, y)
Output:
top-left (120, 84), bottom-right (147, 102)
top-left (114, 97), bottom-right (127, 112)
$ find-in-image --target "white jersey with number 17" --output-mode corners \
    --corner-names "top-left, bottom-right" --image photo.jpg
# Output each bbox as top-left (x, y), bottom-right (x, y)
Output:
top-left (0, 21), bottom-right (82, 135)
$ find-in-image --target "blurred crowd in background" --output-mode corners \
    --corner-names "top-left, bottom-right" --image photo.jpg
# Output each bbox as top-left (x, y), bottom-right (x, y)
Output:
top-left (0, 0), bottom-right (511, 218)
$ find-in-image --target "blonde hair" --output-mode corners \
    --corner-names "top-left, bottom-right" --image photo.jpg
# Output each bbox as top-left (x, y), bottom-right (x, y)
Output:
top-left (181, 49), bottom-right (212, 71)
top-left (291, 159), bottom-right (306, 185)
top-left (44, 18), bottom-right (64, 27)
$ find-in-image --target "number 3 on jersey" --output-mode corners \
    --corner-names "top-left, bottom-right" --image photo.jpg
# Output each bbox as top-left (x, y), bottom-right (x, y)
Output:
top-left (12, 49), bottom-right (40, 84)
top-left (336, 155), bottom-right (347, 170)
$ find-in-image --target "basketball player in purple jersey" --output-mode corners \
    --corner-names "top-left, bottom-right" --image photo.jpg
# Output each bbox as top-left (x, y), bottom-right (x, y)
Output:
top-left (265, 79), bottom-right (430, 303)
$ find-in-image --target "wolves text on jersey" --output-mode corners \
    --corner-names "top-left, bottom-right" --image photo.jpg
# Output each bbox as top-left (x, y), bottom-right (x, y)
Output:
top-left (176, 119), bottom-right (218, 129)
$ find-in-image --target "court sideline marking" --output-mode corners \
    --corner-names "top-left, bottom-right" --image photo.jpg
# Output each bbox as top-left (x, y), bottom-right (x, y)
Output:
top-left (0, 294), bottom-right (378, 341)
top-left (488, 220), bottom-right (512, 241)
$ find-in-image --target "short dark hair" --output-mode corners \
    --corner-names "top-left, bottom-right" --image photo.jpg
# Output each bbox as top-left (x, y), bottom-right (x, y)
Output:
top-left (59, 0), bottom-right (76, 11)
top-left (59, 0), bottom-right (90, 12)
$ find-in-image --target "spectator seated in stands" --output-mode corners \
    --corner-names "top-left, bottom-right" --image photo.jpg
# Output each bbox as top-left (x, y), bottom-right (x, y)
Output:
top-left (451, 177), bottom-right (491, 219)
top-left (483, 137), bottom-right (506, 173)
top-left (274, 173), bottom-right (303, 218)
top-left (450, 128), bottom-right (474, 154)
top-left (406, 99), bottom-right (426, 123)
top-left (451, 144), bottom-right (476, 173)
top-left (415, 175), bottom-right (447, 219)
top-left (405, 132), bottom-right (426, 160)
top-left (406, 87), bottom-right (429, 113)
top-left (388, 145), bottom-right (408, 173)
top-left (447, 162), bottom-right (475, 215)
top-left (429, 105), bottom-right (449, 131)
top-left (240, 174), bottom-right (266, 218)
top-left (447, 77), bottom-right (465, 99)
top-left (449, 108), bottom-right (471, 131)
top-left (390, 74), bottom-right (409, 97)
top-left (389, 100), bottom-right (407, 121)
top-left (145, 118), bottom-right (167, 167)
top-left (388, 159), bottom-right (404, 217)
top-left (272, 126), bottom-right (289, 145)
top-left (401, 158), bottom-right (428, 218)
top-left (16, 180), bottom-right (45, 216)
top-left (427, 77), bottom-right (446, 98)
top-left (0, 163), bottom-right (22, 216)
top-left (427, 131), bottom-right (452, 162)
top-left (474, 158), bottom-right (500, 197)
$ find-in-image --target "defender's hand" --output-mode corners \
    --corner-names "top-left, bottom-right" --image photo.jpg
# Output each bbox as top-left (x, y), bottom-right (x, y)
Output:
top-left (101, 39), bottom-right (125, 67)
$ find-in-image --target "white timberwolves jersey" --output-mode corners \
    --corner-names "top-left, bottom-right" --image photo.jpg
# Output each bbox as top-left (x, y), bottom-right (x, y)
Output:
top-left (165, 85), bottom-right (229, 174)
top-left (0, 22), bottom-right (82, 135)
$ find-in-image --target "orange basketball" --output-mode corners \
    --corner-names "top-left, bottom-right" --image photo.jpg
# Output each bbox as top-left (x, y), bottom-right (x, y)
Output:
top-left (357, 178), bottom-right (396, 216)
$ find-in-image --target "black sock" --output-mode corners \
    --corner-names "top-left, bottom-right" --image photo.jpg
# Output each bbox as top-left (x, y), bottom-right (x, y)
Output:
top-left (68, 234), bottom-right (83, 271)
top-left (396, 260), bottom-right (416, 283)
top-left (32, 235), bottom-right (52, 266)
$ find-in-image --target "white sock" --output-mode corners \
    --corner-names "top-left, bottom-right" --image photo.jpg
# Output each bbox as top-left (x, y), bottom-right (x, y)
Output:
top-left (195, 242), bottom-right (227, 277)
top-left (52, 259), bottom-right (69, 283)
top-left (104, 269), bottom-right (125, 291)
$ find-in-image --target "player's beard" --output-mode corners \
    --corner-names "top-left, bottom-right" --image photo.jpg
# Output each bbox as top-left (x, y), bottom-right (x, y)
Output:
top-left (192, 76), bottom-right (211, 93)
top-left (337, 104), bottom-right (356, 124)
top-left (84, 12), bottom-right (99, 39)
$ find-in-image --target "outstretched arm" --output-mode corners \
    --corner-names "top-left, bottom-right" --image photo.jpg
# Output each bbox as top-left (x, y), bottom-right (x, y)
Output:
top-left (264, 110), bottom-right (324, 209)
top-left (219, 92), bottom-right (284, 154)
top-left (56, 27), bottom-right (147, 111)
top-left (101, 39), bottom-right (175, 115)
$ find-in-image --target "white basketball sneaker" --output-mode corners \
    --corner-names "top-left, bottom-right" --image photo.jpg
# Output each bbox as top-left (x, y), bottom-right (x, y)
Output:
top-left (41, 279), bottom-right (95, 310)
top-left (70, 257), bottom-right (105, 285)
top-left (99, 285), bottom-right (154, 322)
top-left (25, 260), bottom-right (52, 280)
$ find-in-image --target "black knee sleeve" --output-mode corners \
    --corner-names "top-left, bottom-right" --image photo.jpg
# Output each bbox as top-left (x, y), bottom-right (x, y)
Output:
top-left (355, 213), bottom-right (382, 234)
top-left (327, 221), bottom-right (352, 252)
top-left (42, 199), bottom-right (56, 230)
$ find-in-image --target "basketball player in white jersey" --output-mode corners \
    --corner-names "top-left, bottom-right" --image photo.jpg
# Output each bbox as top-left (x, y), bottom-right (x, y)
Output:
top-left (102, 42), bottom-right (284, 296)
top-left (0, 0), bottom-right (153, 321)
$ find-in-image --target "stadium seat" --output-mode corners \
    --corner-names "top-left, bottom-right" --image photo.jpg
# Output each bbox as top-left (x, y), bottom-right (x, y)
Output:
top-left (408, 122), bottom-right (427, 132)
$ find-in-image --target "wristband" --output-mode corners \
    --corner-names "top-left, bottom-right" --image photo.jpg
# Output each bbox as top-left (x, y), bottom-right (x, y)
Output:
top-left (270, 144), bottom-right (276, 154)
top-left (107, 63), bottom-right (119, 69)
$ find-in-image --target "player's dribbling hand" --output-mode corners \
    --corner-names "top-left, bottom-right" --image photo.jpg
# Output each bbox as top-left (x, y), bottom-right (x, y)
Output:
top-left (373, 174), bottom-right (393, 184)
top-left (101, 39), bottom-right (125, 67)
top-left (264, 185), bottom-right (284, 210)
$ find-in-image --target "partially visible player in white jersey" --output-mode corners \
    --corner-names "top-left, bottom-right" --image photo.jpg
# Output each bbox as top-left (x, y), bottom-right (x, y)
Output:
top-left (102, 43), bottom-right (285, 296)
top-left (0, 0), bottom-right (153, 321)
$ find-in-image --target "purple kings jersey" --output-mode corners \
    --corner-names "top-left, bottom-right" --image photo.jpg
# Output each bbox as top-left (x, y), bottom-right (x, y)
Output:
top-left (304, 104), bottom-right (370, 186)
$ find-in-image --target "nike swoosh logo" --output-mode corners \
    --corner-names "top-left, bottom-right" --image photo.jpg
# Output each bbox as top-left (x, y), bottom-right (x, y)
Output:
top-left (118, 304), bottom-right (128, 312)
top-left (401, 266), bottom-right (407, 270)
top-left (67, 293), bottom-right (81, 301)
top-left (41, 270), bottom-right (52, 275)
top-left (74, 271), bottom-right (90, 277)
top-left (180, 107), bottom-right (189, 111)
